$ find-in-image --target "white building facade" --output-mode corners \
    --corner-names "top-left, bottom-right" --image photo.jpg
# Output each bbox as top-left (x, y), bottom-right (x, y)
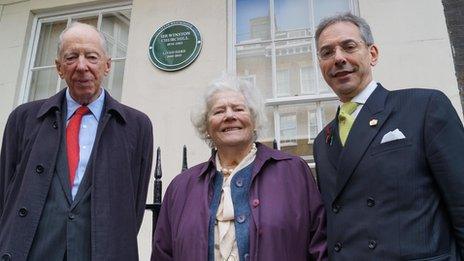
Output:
top-left (0, 0), bottom-right (461, 259)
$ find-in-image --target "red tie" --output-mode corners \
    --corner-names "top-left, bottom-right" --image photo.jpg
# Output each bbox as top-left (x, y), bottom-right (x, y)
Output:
top-left (66, 106), bottom-right (90, 186)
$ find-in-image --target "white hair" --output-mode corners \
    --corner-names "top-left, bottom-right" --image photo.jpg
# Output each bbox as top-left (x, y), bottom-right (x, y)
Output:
top-left (191, 74), bottom-right (266, 148)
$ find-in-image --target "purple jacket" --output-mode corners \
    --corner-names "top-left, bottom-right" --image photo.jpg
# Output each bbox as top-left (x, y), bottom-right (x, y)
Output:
top-left (152, 143), bottom-right (327, 261)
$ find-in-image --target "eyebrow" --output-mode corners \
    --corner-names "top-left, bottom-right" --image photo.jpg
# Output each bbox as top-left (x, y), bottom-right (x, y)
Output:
top-left (319, 38), bottom-right (360, 49)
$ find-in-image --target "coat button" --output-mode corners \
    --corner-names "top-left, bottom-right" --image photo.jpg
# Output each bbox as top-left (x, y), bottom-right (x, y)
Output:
top-left (332, 203), bottom-right (340, 213)
top-left (1, 253), bottom-right (11, 261)
top-left (18, 207), bottom-right (28, 217)
top-left (252, 199), bottom-right (260, 208)
top-left (35, 165), bottom-right (44, 174)
top-left (368, 240), bottom-right (377, 249)
top-left (235, 179), bottom-right (243, 188)
top-left (334, 242), bottom-right (342, 252)
top-left (244, 253), bottom-right (250, 260)
top-left (68, 213), bottom-right (76, 220)
top-left (367, 197), bottom-right (375, 207)
top-left (236, 214), bottom-right (246, 223)
top-left (52, 121), bottom-right (58, 129)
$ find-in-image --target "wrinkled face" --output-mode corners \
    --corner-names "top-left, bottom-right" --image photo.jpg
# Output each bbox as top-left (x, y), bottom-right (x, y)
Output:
top-left (317, 22), bottom-right (378, 102)
top-left (55, 25), bottom-right (111, 105)
top-left (207, 90), bottom-right (255, 150)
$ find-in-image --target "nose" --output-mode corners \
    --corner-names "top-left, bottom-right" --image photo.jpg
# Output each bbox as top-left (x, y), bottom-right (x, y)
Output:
top-left (333, 46), bottom-right (347, 66)
top-left (224, 108), bottom-right (236, 120)
top-left (76, 55), bottom-right (89, 71)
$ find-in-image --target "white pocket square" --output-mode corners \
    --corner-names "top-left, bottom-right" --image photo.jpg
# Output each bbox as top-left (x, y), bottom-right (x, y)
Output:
top-left (381, 128), bottom-right (406, 144)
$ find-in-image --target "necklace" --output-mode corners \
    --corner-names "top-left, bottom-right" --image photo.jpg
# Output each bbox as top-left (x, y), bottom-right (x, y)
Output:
top-left (219, 167), bottom-right (235, 176)
top-left (218, 143), bottom-right (257, 177)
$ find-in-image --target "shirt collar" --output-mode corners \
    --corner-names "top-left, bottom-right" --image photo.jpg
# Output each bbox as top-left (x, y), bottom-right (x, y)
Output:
top-left (66, 88), bottom-right (105, 121)
top-left (350, 80), bottom-right (378, 105)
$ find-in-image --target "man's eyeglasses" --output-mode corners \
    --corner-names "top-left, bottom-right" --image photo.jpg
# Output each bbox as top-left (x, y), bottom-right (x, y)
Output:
top-left (317, 40), bottom-right (369, 60)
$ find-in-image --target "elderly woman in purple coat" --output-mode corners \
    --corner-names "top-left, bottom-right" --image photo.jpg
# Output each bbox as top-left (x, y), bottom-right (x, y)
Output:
top-left (152, 75), bottom-right (327, 261)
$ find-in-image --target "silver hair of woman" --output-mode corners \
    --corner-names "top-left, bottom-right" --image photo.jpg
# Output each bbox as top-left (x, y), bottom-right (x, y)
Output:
top-left (191, 74), bottom-right (266, 172)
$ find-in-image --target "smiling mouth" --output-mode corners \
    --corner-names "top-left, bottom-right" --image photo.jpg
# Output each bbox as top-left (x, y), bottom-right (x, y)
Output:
top-left (332, 70), bottom-right (353, 78)
top-left (222, 127), bottom-right (241, 132)
top-left (74, 80), bottom-right (93, 86)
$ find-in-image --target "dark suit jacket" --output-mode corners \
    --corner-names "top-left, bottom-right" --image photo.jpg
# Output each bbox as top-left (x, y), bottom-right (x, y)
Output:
top-left (0, 89), bottom-right (154, 261)
top-left (314, 84), bottom-right (464, 260)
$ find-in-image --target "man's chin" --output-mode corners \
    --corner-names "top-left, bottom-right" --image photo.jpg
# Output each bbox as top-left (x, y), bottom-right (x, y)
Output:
top-left (72, 90), bottom-right (100, 105)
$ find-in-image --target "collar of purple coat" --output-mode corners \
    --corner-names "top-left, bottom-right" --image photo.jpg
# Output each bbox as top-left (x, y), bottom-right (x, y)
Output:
top-left (35, 88), bottom-right (127, 123)
top-left (197, 142), bottom-right (293, 181)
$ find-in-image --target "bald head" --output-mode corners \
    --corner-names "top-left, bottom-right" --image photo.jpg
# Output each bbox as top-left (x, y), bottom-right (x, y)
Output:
top-left (57, 22), bottom-right (108, 57)
top-left (55, 21), bottom-right (111, 105)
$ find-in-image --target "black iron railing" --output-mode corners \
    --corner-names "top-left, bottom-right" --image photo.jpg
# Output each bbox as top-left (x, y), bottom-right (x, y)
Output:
top-left (145, 140), bottom-right (277, 234)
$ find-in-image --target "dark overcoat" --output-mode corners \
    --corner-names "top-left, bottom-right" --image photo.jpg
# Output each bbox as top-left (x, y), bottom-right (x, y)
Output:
top-left (314, 84), bottom-right (464, 260)
top-left (0, 89), bottom-right (153, 260)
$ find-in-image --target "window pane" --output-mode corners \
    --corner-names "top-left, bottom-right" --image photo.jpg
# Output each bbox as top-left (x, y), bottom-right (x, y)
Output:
top-left (321, 100), bottom-right (338, 126)
top-left (34, 21), bottom-right (67, 67)
top-left (101, 11), bottom-right (131, 58)
top-left (102, 60), bottom-right (125, 100)
top-left (236, 0), bottom-right (270, 43)
top-left (300, 66), bottom-right (316, 94)
top-left (236, 43), bottom-right (272, 99)
top-left (276, 104), bottom-right (314, 156)
top-left (29, 68), bottom-right (59, 101)
top-left (280, 113), bottom-right (297, 144)
top-left (274, 0), bottom-right (311, 39)
top-left (276, 69), bottom-right (290, 96)
top-left (260, 106), bottom-right (275, 142)
top-left (275, 39), bottom-right (314, 97)
top-left (308, 109), bottom-right (318, 140)
top-left (314, 0), bottom-right (351, 25)
top-left (74, 16), bottom-right (98, 27)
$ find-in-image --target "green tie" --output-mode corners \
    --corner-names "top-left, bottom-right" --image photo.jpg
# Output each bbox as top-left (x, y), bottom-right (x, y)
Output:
top-left (338, 102), bottom-right (359, 146)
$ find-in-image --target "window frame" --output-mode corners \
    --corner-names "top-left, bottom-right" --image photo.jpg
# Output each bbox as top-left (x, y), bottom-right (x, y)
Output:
top-left (229, 0), bottom-right (359, 152)
top-left (18, 1), bottom-right (132, 104)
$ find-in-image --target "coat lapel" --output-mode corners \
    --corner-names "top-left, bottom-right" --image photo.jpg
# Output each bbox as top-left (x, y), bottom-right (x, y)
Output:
top-left (326, 116), bottom-right (343, 169)
top-left (334, 84), bottom-right (392, 200)
top-left (45, 91), bottom-right (73, 204)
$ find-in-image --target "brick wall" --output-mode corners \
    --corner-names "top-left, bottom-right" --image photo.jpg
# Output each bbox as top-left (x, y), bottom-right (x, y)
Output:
top-left (442, 0), bottom-right (464, 115)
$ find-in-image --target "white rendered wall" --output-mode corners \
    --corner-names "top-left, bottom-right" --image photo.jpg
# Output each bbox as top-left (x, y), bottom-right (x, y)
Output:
top-left (122, 0), bottom-right (227, 258)
top-left (359, 0), bottom-right (462, 119)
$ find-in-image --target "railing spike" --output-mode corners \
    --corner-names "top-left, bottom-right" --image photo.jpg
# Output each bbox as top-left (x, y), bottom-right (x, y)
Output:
top-left (181, 145), bottom-right (188, 171)
top-left (152, 147), bottom-right (162, 236)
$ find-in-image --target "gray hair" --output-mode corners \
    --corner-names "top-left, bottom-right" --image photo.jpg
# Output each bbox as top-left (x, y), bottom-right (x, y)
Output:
top-left (315, 12), bottom-right (374, 48)
top-left (191, 74), bottom-right (266, 148)
top-left (57, 22), bottom-right (108, 57)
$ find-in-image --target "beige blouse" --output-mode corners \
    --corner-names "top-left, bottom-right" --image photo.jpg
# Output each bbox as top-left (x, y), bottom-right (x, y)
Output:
top-left (214, 143), bottom-right (257, 261)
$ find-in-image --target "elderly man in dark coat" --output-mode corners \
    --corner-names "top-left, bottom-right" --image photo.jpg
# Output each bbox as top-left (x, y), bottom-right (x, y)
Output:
top-left (0, 22), bottom-right (153, 261)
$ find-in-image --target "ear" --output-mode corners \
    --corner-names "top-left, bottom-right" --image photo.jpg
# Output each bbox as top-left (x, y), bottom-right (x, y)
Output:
top-left (104, 57), bottom-right (112, 76)
top-left (55, 59), bottom-right (64, 78)
top-left (369, 44), bottom-right (379, 66)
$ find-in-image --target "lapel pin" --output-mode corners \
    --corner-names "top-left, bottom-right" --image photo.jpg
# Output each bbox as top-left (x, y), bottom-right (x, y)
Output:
top-left (369, 119), bottom-right (378, 127)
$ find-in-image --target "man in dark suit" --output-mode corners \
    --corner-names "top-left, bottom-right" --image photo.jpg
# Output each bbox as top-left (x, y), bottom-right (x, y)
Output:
top-left (0, 22), bottom-right (153, 260)
top-left (313, 13), bottom-right (464, 260)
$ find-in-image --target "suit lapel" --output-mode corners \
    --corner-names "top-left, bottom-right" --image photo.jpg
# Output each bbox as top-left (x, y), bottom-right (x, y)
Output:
top-left (326, 119), bottom-right (343, 169)
top-left (334, 84), bottom-right (392, 200)
top-left (55, 100), bottom-right (73, 205)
